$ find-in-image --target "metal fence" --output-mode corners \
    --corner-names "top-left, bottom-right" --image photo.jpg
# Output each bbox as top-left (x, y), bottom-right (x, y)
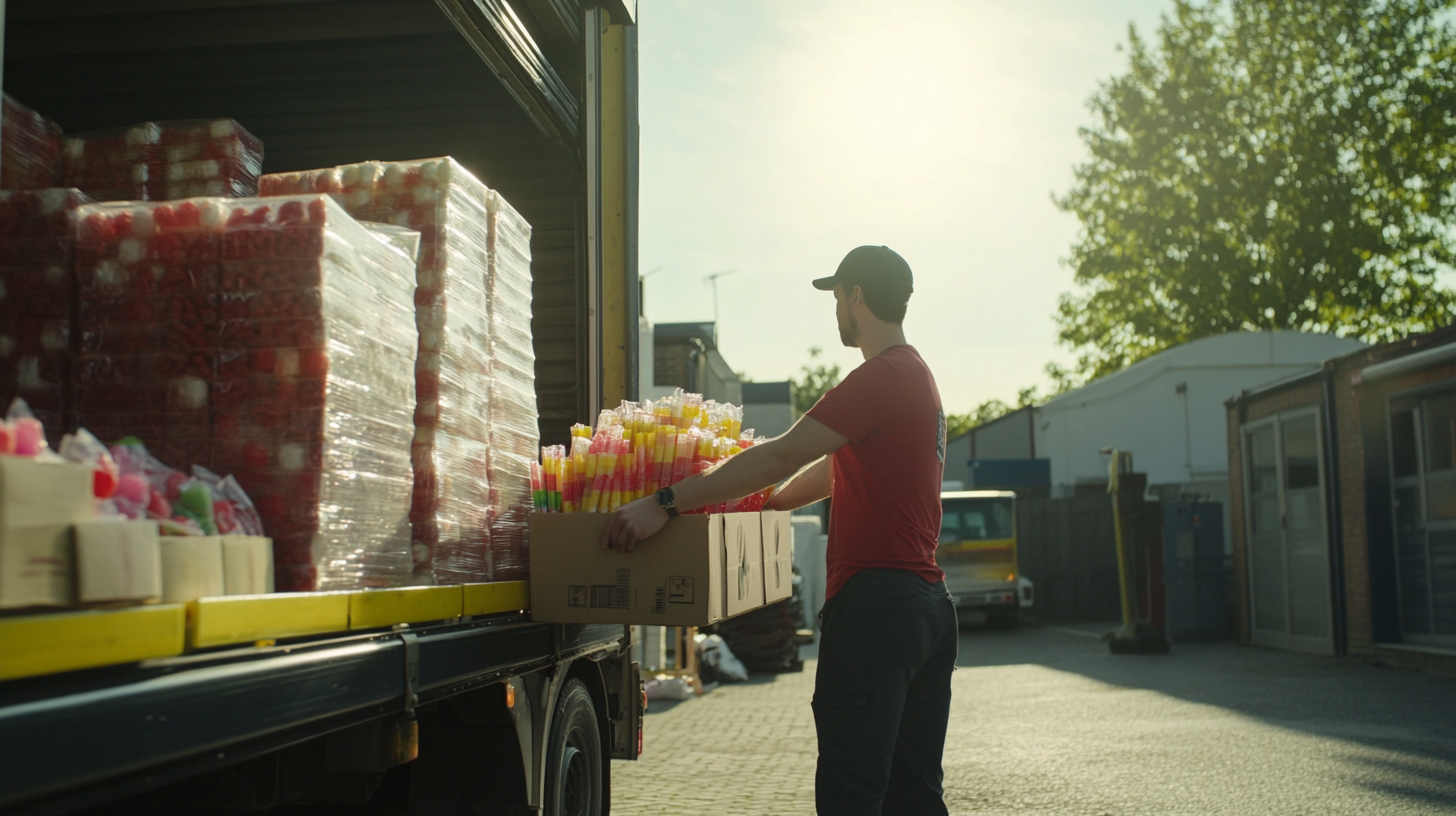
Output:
top-left (1016, 496), bottom-right (1124, 624)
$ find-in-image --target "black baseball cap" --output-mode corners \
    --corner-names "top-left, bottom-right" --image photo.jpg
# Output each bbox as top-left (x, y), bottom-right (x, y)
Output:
top-left (812, 245), bottom-right (914, 302)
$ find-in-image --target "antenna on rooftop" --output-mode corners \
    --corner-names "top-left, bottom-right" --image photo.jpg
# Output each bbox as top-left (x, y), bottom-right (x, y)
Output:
top-left (703, 269), bottom-right (737, 325)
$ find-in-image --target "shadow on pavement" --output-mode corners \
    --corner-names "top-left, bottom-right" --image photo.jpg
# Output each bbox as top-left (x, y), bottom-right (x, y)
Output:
top-left (953, 622), bottom-right (1456, 805)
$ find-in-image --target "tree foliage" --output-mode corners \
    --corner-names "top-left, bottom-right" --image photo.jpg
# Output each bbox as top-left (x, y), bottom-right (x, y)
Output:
top-left (790, 347), bottom-right (842, 416)
top-left (1057, 0), bottom-right (1456, 379)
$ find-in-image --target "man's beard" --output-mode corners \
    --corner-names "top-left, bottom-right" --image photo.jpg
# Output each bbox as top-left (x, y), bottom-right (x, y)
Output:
top-left (838, 311), bottom-right (859, 348)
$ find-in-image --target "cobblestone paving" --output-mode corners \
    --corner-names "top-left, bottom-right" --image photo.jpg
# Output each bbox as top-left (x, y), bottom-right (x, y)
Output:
top-left (611, 662), bottom-right (819, 815)
top-left (612, 624), bottom-right (1456, 816)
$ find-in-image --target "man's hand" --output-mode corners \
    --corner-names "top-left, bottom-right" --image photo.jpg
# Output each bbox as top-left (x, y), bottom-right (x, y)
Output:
top-left (600, 496), bottom-right (670, 553)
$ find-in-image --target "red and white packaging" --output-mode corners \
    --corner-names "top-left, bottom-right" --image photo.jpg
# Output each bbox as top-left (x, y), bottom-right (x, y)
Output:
top-left (63, 118), bottom-right (262, 202)
top-left (72, 195), bottom-right (417, 591)
top-left (0, 188), bottom-right (93, 444)
top-left (261, 159), bottom-right (534, 585)
top-left (1, 95), bottom-right (64, 191)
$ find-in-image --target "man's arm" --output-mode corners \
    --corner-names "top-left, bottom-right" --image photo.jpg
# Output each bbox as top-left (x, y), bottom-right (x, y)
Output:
top-left (767, 456), bottom-right (831, 512)
top-left (600, 416), bottom-right (847, 551)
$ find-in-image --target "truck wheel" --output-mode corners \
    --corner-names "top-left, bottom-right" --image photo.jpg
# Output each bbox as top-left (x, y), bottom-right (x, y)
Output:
top-left (545, 679), bottom-right (603, 816)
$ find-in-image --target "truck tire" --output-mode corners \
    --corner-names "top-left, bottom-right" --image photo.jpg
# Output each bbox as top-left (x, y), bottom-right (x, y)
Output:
top-left (545, 679), bottom-right (603, 816)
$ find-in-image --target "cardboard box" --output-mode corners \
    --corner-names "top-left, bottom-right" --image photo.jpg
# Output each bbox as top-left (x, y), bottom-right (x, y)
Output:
top-left (75, 520), bottom-right (162, 604)
top-left (760, 510), bottom-right (794, 605)
top-left (0, 525), bottom-right (74, 609)
top-left (159, 535), bottom-right (224, 603)
top-left (529, 512), bottom-right (727, 626)
top-left (0, 457), bottom-right (92, 609)
top-left (0, 457), bottom-right (93, 528)
top-left (722, 513), bottom-right (765, 617)
top-left (222, 535), bottom-right (274, 595)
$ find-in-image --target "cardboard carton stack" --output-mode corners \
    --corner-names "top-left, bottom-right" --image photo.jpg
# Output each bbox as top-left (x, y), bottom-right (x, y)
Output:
top-left (0, 189), bottom-right (92, 443)
top-left (1, 95), bottom-right (64, 191)
top-left (260, 159), bottom-right (519, 585)
top-left (72, 195), bottom-right (417, 591)
top-left (528, 510), bottom-right (795, 626)
top-left (63, 118), bottom-right (263, 202)
top-left (0, 457), bottom-right (92, 609)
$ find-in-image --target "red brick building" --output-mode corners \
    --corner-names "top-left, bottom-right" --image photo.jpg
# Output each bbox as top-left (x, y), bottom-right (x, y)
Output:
top-left (1227, 326), bottom-right (1456, 673)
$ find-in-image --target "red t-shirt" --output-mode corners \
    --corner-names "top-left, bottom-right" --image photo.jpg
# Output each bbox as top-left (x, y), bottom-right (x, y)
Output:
top-left (806, 345), bottom-right (946, 599)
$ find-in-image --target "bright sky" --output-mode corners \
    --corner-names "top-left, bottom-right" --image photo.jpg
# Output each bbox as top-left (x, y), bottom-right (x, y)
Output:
top-left (638, 0), bottom-right (1174, 413)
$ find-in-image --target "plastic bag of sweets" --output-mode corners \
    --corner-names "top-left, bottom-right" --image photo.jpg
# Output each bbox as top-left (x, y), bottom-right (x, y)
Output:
top-left (215, 195), bottom-right (415, 591)
top-left (1, 95), bottom-right (63, 191)
top-left (262, 159), bottom-right (497, 585)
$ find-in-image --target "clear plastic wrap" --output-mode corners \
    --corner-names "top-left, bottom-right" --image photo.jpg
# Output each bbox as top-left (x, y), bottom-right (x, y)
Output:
top-left (1, 95), bottom-right (64, 191)
top-left (63, 119), bottom-right (262, 202)
top-left (485, 191), bottom-right (537, 578)
top-left (72, 195), bottom-right (417, 590)
top-left (0, 188), bottom-right (93, 444)
top-left (262, 158), bottom-right (509, 585)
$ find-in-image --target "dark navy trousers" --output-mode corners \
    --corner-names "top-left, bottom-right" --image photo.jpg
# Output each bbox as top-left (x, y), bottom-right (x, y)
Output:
top-left (813, 568), bottom-right (958, 815)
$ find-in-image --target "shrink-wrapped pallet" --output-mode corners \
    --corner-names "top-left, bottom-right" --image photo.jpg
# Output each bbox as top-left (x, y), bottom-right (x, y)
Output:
top-left (261, 159), bottom-right (502, 585)
top-left (64, 118), bottom-right (262, 202)
top-left (72, 195), bottom-right (417, 591)
top-left (1, 95), bottom-right (64, 191)
top-left (73, 197), bottom-right (224, 471)
top-left (218, 196), bottom-right (416, 591)
top-left (0, 188), bottom-right (92, 443)
top-left (485, 191), bottom-right (536, 579)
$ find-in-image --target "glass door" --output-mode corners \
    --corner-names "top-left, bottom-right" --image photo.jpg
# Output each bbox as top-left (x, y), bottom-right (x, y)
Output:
top-left (1243, 410), bottom-right (1335, 654)
top-left (1388, 392), bottom-right (1456, 645)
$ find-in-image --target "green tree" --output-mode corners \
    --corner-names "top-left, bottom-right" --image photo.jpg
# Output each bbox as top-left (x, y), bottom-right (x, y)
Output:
top-left (1057, 0), bottom-right (1456, 379)
top-left (790, 346), bottom-right (842, 416)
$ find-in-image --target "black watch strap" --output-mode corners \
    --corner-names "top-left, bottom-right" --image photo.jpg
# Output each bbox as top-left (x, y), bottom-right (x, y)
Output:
top-left (656, 487), bottom-right (679, 518)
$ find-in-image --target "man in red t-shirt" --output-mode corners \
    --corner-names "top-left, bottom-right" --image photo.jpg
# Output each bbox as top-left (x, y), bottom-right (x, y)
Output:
top-left (603, 245), bottom-right (956, 815)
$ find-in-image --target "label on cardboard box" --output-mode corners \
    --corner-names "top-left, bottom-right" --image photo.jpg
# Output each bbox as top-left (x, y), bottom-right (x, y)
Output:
top-left (75, 520), bottom-right (163, 604)
top-left (530, 512), bottom-right (728, 626)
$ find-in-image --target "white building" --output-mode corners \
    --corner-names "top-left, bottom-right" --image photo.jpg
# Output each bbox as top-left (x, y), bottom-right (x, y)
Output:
top-left (1034, 333), bottom-right (1365, 505)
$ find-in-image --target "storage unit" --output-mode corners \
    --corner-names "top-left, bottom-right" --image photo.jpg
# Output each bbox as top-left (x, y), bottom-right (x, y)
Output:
top-left (1228, 324), bottom-right (1456, 673)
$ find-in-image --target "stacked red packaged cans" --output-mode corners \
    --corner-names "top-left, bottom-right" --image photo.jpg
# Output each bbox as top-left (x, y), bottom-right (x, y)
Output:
top-left (63, 119), bottom-right (262, 202)
top-left (262, 159), bottom-right (509, 585)
top-left (217, 196), bottom-right (416, 591)
top-left (63, 122), bottom-right (162, 202)
top-left (72, 195), bottom-right (417, 591)
top-left (484, 191), bottom-right (536, 580)
top-left (159, 120), bottom-right (264, 199)
top-left (1, 95), bottom-right (63, 191)
top-left (73, 197), bottom-right (225, 471)
top-left (0, 188), bottom-right (92, 443)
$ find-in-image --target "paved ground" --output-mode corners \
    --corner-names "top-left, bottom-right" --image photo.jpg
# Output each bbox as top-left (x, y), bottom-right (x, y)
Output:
top-left (610, 622), bottom-right (1456, 815)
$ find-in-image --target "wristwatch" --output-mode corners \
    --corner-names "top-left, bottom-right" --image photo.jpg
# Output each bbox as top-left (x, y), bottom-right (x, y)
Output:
top-left (655, 487), bottom-right (679, 518)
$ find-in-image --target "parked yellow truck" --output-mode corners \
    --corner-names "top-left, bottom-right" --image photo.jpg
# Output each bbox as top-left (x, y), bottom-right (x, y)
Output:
top-left (938, 490), bottom-right (1021, 629)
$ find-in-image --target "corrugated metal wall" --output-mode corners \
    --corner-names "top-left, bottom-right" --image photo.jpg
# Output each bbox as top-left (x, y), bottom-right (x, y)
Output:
top-left (3, 0), bottom-right (586, 442)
